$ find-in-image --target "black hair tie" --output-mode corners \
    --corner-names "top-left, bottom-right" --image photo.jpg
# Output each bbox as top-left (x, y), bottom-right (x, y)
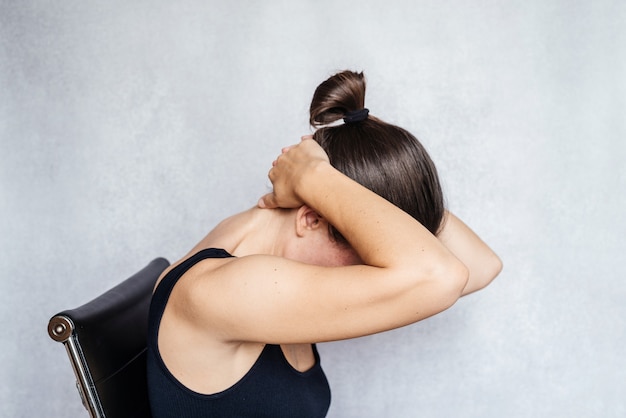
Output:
top-left (343, 108), bottom-right (369, 124)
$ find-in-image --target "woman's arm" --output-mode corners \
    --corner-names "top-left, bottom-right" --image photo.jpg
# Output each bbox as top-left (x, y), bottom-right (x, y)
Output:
top-left (180, 140), bottom-right (468, 344)
top-left (437, 211), bottom-right (502, 296)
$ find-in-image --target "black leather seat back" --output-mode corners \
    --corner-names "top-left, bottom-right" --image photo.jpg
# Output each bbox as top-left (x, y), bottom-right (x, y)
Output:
top-left (48, 258), bottom-right (170, 418)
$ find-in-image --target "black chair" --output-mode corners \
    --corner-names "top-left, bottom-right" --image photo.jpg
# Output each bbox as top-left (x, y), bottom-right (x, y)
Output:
top-left (48, 258), bottom-right (170, 418)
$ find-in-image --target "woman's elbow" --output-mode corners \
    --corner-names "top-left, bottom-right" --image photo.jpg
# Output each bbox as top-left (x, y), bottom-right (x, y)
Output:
top-left (485, 253), bottom-right (503, 287)
top-left (465, 253), bottom-right (503, 295)
top-left (481, 253), bottom-right (502, 288)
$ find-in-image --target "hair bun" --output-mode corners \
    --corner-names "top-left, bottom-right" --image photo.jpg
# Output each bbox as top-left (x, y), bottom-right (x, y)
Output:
top-left (309, 71), bottom-right (367, 127)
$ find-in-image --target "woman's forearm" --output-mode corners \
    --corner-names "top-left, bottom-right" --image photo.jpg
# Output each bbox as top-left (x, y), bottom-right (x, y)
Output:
top-left (299, 161), bottom-right (464, 279)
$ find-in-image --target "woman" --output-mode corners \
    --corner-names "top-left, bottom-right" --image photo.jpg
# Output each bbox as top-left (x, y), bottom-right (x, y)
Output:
top-left (147, 71), bottom-right (502, 417)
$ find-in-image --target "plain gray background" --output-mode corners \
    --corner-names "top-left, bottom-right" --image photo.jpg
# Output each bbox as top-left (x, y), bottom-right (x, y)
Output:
top-left (1, 1), bottom-right (624, 417)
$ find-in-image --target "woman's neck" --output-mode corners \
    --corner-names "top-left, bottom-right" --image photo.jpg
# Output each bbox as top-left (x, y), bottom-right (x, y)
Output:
top-left (194, 207), bottom-right (294, 258)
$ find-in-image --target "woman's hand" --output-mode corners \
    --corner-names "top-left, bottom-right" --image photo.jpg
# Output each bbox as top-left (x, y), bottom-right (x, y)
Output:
top-left (258, 136), bottom-right (330, 209)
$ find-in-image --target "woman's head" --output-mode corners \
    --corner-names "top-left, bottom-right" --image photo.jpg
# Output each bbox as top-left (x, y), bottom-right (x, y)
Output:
top-left (310, 70), bottom-right (445, 240)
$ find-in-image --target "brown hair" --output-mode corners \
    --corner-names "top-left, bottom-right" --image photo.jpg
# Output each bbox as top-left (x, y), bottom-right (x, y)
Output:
top-left (310, 70), bottom-right (445, 241)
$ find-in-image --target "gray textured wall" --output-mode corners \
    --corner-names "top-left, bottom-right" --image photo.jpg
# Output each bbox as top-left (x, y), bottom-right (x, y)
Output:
top-left (1, 1), bottom-right (624, 417)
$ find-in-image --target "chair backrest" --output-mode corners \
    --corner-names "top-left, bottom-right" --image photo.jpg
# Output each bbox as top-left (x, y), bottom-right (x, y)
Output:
top-left (48, 257), bottom-right (170, 418)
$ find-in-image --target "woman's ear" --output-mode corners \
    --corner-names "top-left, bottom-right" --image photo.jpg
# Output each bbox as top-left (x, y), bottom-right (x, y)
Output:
top-left (295, 205), bottom-right (325, 237)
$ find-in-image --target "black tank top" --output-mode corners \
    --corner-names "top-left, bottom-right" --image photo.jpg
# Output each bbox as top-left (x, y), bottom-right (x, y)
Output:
top-left (147, 248), bottom-right (331, 417)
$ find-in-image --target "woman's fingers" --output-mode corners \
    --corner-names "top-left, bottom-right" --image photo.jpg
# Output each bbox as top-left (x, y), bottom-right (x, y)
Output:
top-left (281, 144), bottom-right (296, 153)
top-left (258, 193), bottom-right (277, 209)
top-left (259, 137), bottom-right (327, 210)
top-left (258, 150), bottom-right (291, 209)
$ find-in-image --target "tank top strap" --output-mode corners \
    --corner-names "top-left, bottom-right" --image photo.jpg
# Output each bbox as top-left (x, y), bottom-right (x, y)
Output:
top-left (149, 248), bottom-right (234, 336)
top-left (155, 248), bottom-right (232, 294)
